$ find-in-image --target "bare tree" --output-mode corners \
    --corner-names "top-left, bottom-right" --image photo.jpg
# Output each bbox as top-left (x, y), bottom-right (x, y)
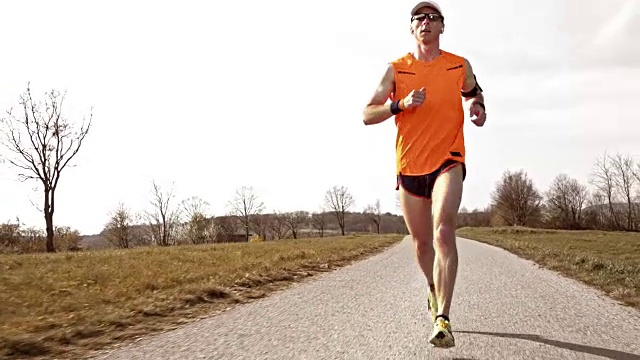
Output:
top-left (53, 226), bottom-right (81, 251)
top-left (310, 211), bottom-right (327, 237)
top-left (544, 174), bottom-right (589, 229)
top-left (16, 226), bottom-right (44, 253)
top-left (610, 153), bottom-right (638, 231)
top-left (269, 212), bottom-right (289, 240)
top-left (211, 216), bottom-right (238, 243)
top-left (582, 192), bottom-right (606, 230)
top-left (284, 211), bottom-right (309, 239)
top-left (250, 214), bottom-right (270, 241)
top-left (458, 207), bottom-right (493, 228)
top-left (324, 185), bottom-right (355, 235)
top-left (0, 217), bottom-right (22, 249)
top-left (634, 162), bottom-right (640, 226)
top-left (228, 186), bottom-right (264, 241)
top-left (364, 199), bottom-right (383, 234)
top-left (490, 170), bottom-right (543, 227)
top-left (104, 202), bottom-right (135, 248)
top-left (146, 180), bottom-right (180, 246)
top-left (0, 84), bottom-right (92, 252)
top-left (590, 153), bottom-right (623, 230)
top-left (181, 196), bottom-right (211, 244)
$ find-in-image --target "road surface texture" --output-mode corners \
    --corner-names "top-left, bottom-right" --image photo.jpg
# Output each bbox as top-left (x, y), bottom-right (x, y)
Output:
top-left (92, 236), bottom-right (640, 360)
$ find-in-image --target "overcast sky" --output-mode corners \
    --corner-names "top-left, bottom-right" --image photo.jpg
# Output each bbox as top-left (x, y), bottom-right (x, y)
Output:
top-left (1, 0), bottom-right (638, 235)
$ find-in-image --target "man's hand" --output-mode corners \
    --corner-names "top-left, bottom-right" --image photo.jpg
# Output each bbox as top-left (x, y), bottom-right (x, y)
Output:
top-left (470, 102), bottom-right (486, 127)
top-left (402, 87), bottom-right (426, 109)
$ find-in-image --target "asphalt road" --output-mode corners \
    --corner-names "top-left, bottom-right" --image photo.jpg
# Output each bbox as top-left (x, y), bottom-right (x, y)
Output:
top-left (92, 236), bottom-right (640, 360)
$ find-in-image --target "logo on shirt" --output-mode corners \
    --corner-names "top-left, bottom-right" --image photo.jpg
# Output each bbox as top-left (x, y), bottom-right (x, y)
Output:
top-left (447, 64), bottom-right (463, 71)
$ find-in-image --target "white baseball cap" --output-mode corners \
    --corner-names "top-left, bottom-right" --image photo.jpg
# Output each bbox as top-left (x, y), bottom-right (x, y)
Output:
top-left (410, 1), bottom-right (444, 17)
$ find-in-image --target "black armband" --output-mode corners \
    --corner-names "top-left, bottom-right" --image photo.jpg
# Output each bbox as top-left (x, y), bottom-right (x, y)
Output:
top-left (390, 100), bottom-right (403, 115)
top-left (461, 74), bottom-right (483, 97)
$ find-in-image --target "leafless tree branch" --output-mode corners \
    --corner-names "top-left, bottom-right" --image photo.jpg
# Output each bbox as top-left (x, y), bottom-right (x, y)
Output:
top-left (0, 83), bottom-right (92, 252)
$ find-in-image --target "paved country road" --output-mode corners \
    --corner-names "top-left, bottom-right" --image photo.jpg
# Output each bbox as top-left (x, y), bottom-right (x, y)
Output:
top-left (91, 236), bottom-right (640, 360)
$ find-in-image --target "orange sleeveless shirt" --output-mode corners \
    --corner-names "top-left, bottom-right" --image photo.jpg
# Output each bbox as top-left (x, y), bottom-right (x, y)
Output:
top-left (389, 51), bottom-right (467, 176)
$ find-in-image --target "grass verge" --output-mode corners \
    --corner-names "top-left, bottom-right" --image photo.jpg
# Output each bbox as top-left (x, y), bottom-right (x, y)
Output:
top-left (457, 226), bottom-right (640, 311)
top-left (0, 233), bottom-right (404, 359)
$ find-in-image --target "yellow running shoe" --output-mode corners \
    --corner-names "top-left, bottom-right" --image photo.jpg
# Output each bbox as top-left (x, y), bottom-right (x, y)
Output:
top-left (427, 291), bottom-right (438, 325)
top-left (429, 316), bottom-right (455, 348)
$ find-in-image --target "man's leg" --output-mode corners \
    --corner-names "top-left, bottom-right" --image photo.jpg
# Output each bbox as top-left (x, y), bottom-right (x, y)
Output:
top-left (397, 183), bottom-right (436, 311)
top-left (428, 163), bottom-right (464, 347)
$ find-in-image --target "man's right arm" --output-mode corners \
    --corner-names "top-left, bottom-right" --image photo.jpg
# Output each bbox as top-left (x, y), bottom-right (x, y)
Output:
top-left (362, 64), bottom-right (396, 126)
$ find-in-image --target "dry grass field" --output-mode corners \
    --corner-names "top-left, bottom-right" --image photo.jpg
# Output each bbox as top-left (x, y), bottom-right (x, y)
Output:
top-left (457, 226), bottom-right (640, 311)
top-left (0, 233), bottom-right (404, 359)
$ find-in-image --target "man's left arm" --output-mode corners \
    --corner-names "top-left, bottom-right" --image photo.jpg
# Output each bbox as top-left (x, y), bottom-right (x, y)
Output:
top-left (461, 58), bottom-right (486, 126)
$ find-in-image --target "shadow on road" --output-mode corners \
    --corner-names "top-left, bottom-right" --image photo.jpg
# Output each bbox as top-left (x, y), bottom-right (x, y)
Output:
top-left (457, 330), bottom-right (640, 360)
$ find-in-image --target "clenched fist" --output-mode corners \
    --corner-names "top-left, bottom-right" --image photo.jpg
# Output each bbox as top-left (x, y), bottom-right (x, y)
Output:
top-left (470, 102), bottom-right (486, 127)
top-left (402, 87), bottom-right (426, 109)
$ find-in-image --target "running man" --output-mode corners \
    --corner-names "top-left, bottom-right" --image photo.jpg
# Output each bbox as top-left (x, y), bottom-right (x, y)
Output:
top-left (362, 1), bottom-right (486, 348)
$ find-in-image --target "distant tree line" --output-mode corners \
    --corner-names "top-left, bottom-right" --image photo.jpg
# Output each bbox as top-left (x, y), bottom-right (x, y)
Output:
top-left (0, 84), bottom-right (408, 254)
top-left (88, 183), bottom-right (408, 250)
top-left (458, 152), bottom-right (640, 232)
top-left (0, 181), bottom-right (409, 253)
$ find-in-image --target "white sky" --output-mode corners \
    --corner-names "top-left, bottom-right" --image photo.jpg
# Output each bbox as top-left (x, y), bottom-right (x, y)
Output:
top-left (1, 0), bottom-right (639, 235)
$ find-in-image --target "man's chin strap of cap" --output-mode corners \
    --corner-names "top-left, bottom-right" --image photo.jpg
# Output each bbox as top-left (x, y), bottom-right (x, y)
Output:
top-left (461, 74), bottom-right (483, 98)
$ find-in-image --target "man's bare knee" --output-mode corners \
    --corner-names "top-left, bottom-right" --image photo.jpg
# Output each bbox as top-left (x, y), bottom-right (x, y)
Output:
top-left (431, 164), bottom-right (463, 252)
top-left (433, 217), bottom-right (456, 252)
top-left (412, 235), bottom-right (435, 256)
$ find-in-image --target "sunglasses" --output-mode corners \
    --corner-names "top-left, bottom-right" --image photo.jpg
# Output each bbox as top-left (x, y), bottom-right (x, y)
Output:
top-left (411, 13), bottom-right (444, 22)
